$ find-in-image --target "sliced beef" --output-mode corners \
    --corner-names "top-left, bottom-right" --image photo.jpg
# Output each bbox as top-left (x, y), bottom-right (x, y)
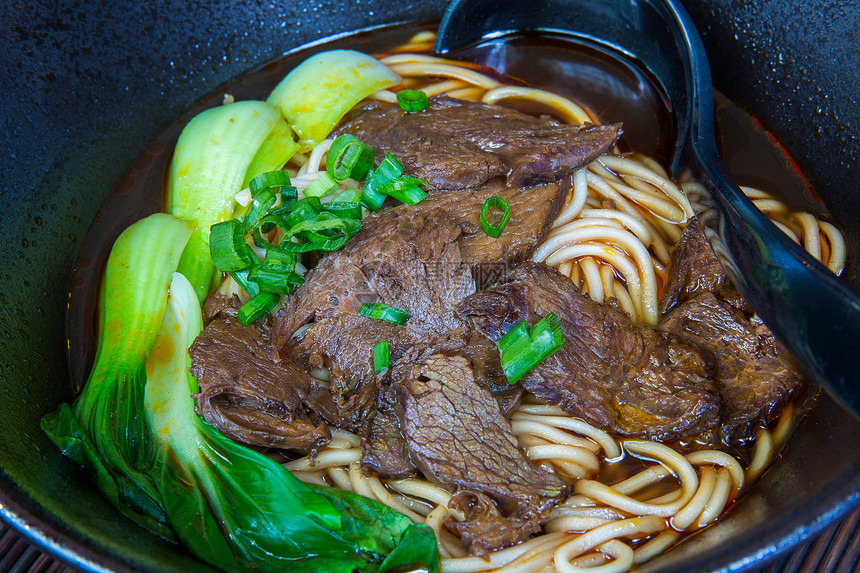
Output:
top-left (273, 207), bottom-right (473, 338)
top-left (661, 218), bottom-right (750, 314)
top-left (458, 262), bottom-right (721, 441)
top-left (271, 207), bottom-right (476, 431)
top-left (189, 296), bottom-right (330, 451)
top-left (337, 95), bottom-right (621, 189)
top-left (360, 383), bottom-right (416, 478)
top-left (659, 218), bottom-right (802, 438)
top-left (447, 490), bottom-right (547, 557)
top-left (414, 176), bottom-right (570, 268)
top-left (360, 329), bottom-right (518, 478)
top-left (660, 292), bottom-right (801, 439)
top-left (393, 350), bottom-right (566, 511)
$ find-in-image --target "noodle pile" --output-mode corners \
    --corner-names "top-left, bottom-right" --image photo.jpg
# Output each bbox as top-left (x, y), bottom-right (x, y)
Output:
top-left (230, 30), bottom-right (846, 572)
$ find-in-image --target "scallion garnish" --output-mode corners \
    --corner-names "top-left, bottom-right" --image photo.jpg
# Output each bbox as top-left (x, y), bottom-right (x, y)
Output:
top-left (281, 212), bottom-right (361, 253)
top-left (238, 292), bottom-right (280, 325)
top-left (210, 219), bottom-right (255, 272)
top-left (380, 176), bottom-right (429, 205)
top-left (359, 303), bottom-right (409, 325)
top-left (361, 153), bottom-right (404, 211)
top-left (323, 200), bottom-right (362, 221)
top-left (244, 188), bottom-right (278, 234)
top-left (373, 340), bottom-right (390, 373)
top-left (229, 267), bottom-right (261, 298)
top-left (498, 313), bottom-right (564, 384)
top-left (249, 170), bottom-right (292, 195)
top-left (304, 172), bottom-right (339, 198)
top-left (327, 134), bottom-right (375, 181)
top-left (248, 250), bottom-right (303, 294)
top-left (397, 90), bottom-right (429, 112)
top-left (480, 196), bottom-right (511, 238)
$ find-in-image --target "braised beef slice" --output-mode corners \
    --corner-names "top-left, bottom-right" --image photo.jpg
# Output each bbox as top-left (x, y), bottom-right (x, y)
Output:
top-left (446, 491), bottom-right (547, 557)
top-left (360, 329), bottom-right (518, 478)
top-left (271, 207), bottom-right (476, 431)
top-left (659, 292), bottom-right (801, 439)
top-left (413, 176), bottom-right (571, 268)
top-left (659, 218), bottom-right (801, 438)
top-left (458, 262), bottom-right (721, 440)
top-left (189, 297), bottom-right (330, 451)
top-left (661, 218), bottom-right (750, 314)
top-left (360, 383), bottom-right (416, 478)
top-left (394, 351), bottom-right (566, 517)
top-left (336, 95), bottom-right (621, 189)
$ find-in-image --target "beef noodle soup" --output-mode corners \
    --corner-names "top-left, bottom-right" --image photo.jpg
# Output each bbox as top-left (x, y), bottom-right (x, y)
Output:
top-left (51, 26), bottom-right (846, 573)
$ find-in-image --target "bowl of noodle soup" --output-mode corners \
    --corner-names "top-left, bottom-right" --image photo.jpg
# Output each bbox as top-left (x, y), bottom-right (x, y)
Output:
top-left (1, 1), bottom-right (859, 572)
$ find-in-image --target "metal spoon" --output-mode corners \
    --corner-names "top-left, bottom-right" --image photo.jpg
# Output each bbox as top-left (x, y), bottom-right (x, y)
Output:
top-left (434, 0), bottom-right (860, 416)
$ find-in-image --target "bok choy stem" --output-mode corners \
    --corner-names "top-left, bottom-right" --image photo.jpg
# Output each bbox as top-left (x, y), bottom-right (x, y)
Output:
top-left (168, 100), bottom-right (299, 302)
top-left (42, 213), bottom-right (195, 539)
top-left (267, 50), bottom-right (400, 150)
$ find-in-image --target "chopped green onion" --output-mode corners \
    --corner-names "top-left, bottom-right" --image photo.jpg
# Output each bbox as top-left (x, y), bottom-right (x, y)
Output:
top-left (361, 153), bottom-right (404, 211)
top-left (380, 176), bottom-right (428, 205)
top-left (373, 340), bottom-right (390, 373)
top-left (304, 172), bottom-right (340, 198)
top-left (278, 186), bottom-right (298, 206)
top-left (480, 196), bottom-right (511, 238)
top-left (360, 170), bottom-right (388, 211)
top-left (359, 303), bottom-right (409, 325)
top-left (331, 188), bottom-right (360, 203)
top-left (210, 220), bottom-right (254, 272)
top-left (249, 266), bottom-right (303, 294)
top-left (282, 213), bottom-right (361, 253)
top-left (229, 267), bottom-right (261, 298)
top-left (498, 313), bottom-right (564, 384)
top-left (244, 189), bottom-right (278, 234)
top-left (238, 292), bottom-right (280, 325)
top-left (397, 90), bottom-right (429, 112)
top-left (323, 201), bottom-right (363, 221)
top-left (272, 197), bottom-right (323, 229)
top-left (249, 170), bottom-right (292, 195)
top-left (248, 250), bottom-right (302, 294)
top-left (327, 134), bottom-right (375, 181)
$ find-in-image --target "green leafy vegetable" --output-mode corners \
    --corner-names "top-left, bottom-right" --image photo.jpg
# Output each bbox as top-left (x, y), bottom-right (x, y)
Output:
top-left (267, 50), bottom-right (400, 149)
top-left (167, 100), bottom-right (299, 302)
top-left (41, 213), bottom-right (196, 539)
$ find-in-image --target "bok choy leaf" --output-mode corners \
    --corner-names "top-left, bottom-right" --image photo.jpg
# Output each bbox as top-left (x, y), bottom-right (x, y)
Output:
top-left (168, 100), bottom-right (299, 302)
top-left (145, 272), bottom-right (440, 572)
top-left (267, 50), bottom-right (400, 150)
top-left (41, 213), bottom-right (196, 539)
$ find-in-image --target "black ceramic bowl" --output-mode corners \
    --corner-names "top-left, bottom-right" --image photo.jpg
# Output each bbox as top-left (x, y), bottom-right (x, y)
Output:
top-left (1, 1), bottom-right (858, 571)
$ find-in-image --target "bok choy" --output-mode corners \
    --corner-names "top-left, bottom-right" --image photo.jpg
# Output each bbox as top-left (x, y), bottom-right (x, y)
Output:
top-left (43, 216), bottom-right (440, 572)
top-left (42, 213), bottom-right (196, 538)
top-left (168, 100), bottom-right (299, 302)
top-left (267, 50), bottom-right (400, 150)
